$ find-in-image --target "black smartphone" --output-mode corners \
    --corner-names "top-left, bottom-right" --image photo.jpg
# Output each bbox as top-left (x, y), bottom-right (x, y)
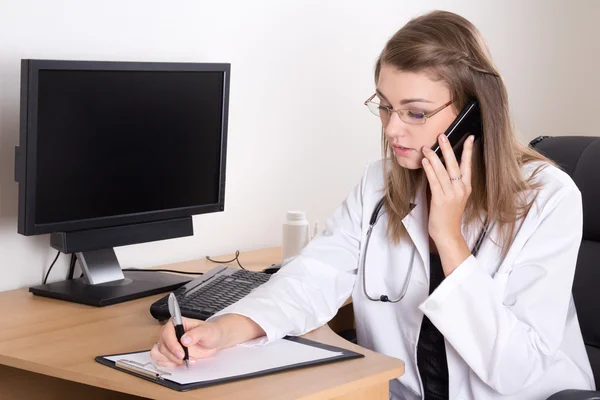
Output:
top-left (433, 99), bottom-right (483, 164)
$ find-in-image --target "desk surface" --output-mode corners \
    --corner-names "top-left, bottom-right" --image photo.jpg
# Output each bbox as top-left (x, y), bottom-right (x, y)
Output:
top-left (0, 247), bottom-right (404, 400)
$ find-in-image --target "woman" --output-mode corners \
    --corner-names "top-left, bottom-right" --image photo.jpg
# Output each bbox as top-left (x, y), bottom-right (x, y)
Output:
top-left (151, 10), bottom-right (594, 399)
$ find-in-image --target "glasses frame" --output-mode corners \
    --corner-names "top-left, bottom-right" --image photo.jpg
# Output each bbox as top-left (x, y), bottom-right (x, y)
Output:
top-left (364, 93), bottom-right (453, 125)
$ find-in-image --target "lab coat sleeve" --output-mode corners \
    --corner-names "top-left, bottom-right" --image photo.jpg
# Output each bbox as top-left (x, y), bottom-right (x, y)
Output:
top-left (419, 185), bottom-right (583, 395)
top-left (207, 166), bottom-right (369, 343)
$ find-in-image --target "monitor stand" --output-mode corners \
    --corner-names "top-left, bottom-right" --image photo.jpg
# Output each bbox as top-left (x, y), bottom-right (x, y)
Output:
top-left (29, 248), bottom-right (191, 307)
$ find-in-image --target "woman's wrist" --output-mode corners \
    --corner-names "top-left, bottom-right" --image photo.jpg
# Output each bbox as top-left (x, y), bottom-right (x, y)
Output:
top-left (435, 234), bottom-right (471, 276)
top-left (213, 313), bottom-right (266, 349)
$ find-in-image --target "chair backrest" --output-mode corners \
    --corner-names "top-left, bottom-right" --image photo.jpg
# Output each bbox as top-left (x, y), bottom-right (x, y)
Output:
top-left (530, 135), bottom-right (600, 387)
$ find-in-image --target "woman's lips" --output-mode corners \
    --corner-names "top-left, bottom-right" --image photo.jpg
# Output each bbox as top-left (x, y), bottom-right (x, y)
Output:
top-left (393, 145), bottom-right (414, 156)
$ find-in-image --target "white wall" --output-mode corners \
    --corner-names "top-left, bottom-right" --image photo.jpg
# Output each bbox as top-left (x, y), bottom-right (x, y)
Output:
top-left (0, 0), bottom-right (598, 292)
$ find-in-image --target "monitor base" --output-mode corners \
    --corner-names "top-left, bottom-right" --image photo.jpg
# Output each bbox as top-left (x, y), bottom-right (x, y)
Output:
top-left (29, 270), bottom-right (191, 306)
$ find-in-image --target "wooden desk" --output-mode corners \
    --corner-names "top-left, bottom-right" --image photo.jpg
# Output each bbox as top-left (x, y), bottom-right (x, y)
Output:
top-left (0, 247), bottom-right (404, 399)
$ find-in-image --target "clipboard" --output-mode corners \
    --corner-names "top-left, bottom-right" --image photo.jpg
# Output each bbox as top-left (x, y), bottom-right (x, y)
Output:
top-left (95, 336), bottom-right (364, 392)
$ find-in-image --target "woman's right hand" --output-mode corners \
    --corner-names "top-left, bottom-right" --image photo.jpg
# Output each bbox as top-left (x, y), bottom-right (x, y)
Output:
top-left (150, 314), bottom-right (267, 367)
top-left (150, 317), bottom-right (224, 367)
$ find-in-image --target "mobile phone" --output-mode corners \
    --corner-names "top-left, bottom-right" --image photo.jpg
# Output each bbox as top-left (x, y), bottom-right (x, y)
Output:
top-left (433, 99), bottom-right (483, 164)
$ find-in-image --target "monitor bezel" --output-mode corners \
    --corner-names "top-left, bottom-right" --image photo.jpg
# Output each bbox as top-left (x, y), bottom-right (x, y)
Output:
top-left (17, 59), bottom-right (230, 236)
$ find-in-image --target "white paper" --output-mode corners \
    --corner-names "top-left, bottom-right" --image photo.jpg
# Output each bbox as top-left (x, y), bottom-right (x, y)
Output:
top-left (105, 338), bottom-right (343, 385)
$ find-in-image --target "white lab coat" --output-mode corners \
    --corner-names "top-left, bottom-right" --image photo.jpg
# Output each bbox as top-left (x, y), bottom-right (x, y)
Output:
top-left (211, 160), bottom-right (594, 400)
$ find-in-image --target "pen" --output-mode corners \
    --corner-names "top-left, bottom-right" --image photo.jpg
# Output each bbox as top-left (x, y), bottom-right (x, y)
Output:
top-left (168, 293), bottom-right (189, 368)
top-left (116, 360), bottom-right (165, 380)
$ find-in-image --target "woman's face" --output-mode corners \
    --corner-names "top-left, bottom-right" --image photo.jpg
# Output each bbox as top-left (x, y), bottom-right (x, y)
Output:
top-left (376, 64), bottom-right (458, 170)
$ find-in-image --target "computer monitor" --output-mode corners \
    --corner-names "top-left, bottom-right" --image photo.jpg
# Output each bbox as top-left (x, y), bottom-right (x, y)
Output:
top-left (14, 59), bottom-right (230, 306)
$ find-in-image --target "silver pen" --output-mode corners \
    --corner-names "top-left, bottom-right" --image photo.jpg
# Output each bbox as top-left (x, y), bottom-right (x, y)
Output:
top-left (168, 293), bottom-right (189, 368)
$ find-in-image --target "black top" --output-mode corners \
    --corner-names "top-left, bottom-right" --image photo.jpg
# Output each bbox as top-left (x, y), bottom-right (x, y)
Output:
top-left (417, 252), bottom-right (449, 400)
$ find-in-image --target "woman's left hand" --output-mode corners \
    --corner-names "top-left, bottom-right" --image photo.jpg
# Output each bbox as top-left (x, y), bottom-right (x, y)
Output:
top-left (421, 133), bottom-right (475, 274)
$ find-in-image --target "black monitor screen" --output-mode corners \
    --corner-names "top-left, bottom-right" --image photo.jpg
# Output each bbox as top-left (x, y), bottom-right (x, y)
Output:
top-left (33, 69), bottom-right (224, 226)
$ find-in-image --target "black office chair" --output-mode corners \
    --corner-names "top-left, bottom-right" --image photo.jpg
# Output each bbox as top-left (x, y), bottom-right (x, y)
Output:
top-left (529, 136), bottom-right (600, 400)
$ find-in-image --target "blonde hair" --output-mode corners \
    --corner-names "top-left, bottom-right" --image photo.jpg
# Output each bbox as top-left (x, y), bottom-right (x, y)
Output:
top-left (376, 10), bottom-right (550, 257)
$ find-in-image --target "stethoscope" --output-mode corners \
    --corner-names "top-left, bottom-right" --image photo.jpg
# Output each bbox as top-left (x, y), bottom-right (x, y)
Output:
top-left (361, 197), bottom-right (489, 303)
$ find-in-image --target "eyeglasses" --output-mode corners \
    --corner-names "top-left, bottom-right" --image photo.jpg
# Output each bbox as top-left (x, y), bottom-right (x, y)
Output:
top-left (364, 93), bottom-right (453, 125)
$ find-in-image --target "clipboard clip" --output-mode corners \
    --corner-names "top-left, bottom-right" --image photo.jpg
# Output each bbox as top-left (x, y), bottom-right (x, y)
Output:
top-left (115, 359), bottom-right (172, 380)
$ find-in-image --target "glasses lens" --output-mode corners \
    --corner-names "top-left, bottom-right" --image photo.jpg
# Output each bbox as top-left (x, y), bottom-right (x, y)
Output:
top-left (366, 102), bottom-right (390, 120)
top-left (400, 110), bottom-right (427, 125)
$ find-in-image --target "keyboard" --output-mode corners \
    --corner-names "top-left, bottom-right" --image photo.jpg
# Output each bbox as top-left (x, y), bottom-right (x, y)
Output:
top-left (149, 266), bottom-right (271, 321)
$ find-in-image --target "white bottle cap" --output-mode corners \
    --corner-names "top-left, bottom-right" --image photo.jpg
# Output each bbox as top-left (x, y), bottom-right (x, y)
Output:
top-left (286, 211), bottom-right (307, 222)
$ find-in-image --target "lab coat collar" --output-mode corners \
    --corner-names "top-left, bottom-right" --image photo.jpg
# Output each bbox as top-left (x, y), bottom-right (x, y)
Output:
top-left (401, 181), bottom-right (430, 279)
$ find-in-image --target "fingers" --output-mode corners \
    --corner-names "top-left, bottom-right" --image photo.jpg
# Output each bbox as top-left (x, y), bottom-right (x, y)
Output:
top-left (150, 317), bottom-right (222, 367)
top-left (181, 321), bottom-right (220, 359)
top-left (437, 134), bottom-right (462, 180)
top-left (156, 324), bottom-right (187, 366)
top-left (150, 342), bottom-right (180, 367)
top-left (152, 340), bottom-right (217, 367)
top-left (460, 135), bottom-right (475, 188)
top-left (153, 318), bottom-right (198, 366)
top-left (422, 143), bottom-right (452, 196)
top-left (421, 152), bottom-right (443, 197)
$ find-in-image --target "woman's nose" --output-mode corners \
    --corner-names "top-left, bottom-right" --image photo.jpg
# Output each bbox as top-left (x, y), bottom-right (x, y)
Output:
top-left (384, 112), bottom-right (410, 140)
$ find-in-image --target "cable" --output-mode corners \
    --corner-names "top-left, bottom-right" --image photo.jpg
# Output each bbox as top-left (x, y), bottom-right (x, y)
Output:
top-left (67, 253), bottom-right (77, 280)
top-left (66, 251), bottom-right (245, 280)
top-left (122, 268), bottom-right (204, 275)
top-left (43, 250), bottom-right (61, 285)
top-left (206, 250), bottom-right (246, 270)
